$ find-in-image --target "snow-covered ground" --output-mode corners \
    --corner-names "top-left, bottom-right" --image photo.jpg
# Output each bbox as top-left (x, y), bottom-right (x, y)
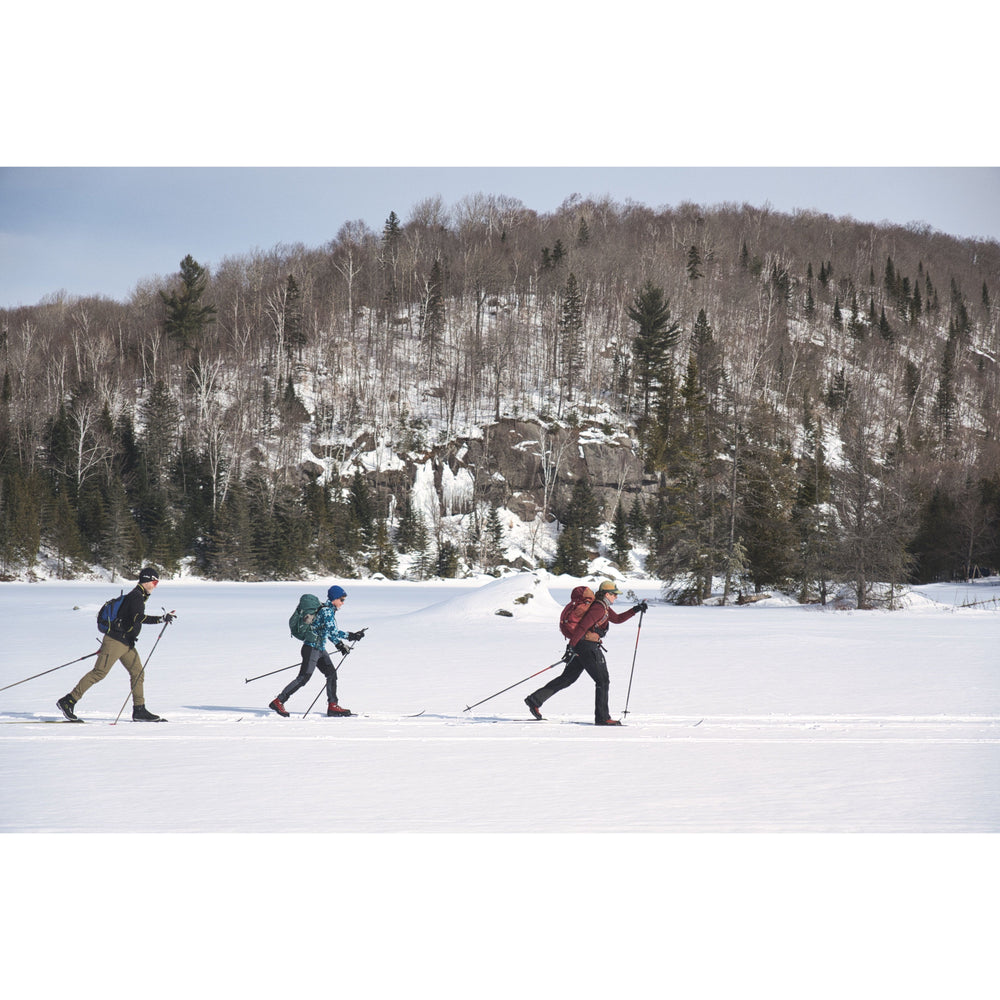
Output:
top-left (3, 572), bottom-right (997, 996)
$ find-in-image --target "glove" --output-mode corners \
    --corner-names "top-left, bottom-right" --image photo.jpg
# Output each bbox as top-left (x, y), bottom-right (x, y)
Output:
top-left (347, 630), bottom-right (365, 642)
top-left (335, 641), bottom-right (349, 655)
top-left (635, 601), bottom-right (648, 614)
top-left (163, 611), bottom-right (177, 623)
top-left (562, 644), bottom-right (577, 663)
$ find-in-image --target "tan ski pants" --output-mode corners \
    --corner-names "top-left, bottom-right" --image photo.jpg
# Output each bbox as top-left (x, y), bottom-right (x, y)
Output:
top-left (69, 636), bottom-right (146, 705)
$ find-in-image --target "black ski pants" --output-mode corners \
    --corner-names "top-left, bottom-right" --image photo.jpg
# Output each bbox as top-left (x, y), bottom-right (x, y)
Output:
top-left (277, 645), bottom-right (338, 704)
top-left (529, 639), bottom-right (610, 723)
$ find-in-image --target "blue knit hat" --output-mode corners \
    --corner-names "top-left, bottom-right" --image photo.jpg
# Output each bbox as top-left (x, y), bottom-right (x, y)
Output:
top-left (328, 585), bottom-right (347, 601)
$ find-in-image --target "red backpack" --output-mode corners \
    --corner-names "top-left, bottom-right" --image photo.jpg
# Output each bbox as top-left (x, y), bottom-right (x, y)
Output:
top-left (559, 585), bottom-right (595, 639)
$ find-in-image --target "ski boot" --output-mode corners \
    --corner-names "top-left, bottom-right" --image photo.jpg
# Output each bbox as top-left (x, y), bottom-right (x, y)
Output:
top-left (57, 695), bottom-right (79, 721)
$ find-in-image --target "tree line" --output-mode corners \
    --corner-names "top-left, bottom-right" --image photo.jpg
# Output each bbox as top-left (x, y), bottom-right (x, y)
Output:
top-left (2, 193), bottom-right (999, 602)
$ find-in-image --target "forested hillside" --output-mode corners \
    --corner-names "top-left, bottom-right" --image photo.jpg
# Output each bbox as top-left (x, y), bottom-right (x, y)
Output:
top-left (2, 193), bottom-right (999, 604)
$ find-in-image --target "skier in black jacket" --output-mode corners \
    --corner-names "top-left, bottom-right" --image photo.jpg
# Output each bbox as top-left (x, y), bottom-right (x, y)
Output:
top-left (57, 566), bottom-right (176, 721)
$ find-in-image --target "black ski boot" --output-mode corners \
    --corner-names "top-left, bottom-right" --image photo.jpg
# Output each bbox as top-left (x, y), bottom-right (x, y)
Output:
top-left (525, 696), bottom-right (544, 720)
top-left (57, 695), bottom-right (79, 721)
top-left (132, 704), bottom-right (163, 722)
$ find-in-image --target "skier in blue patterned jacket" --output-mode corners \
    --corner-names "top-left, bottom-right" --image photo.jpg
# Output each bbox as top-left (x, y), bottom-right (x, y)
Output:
top-left (311, 590), bottom-right (352, 653)
top-left (269, 585), bottom-right (365, 717)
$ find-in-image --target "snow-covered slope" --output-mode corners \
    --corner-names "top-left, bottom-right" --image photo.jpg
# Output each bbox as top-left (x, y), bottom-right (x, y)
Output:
top-left (2, 573), bottom-right (997, 999)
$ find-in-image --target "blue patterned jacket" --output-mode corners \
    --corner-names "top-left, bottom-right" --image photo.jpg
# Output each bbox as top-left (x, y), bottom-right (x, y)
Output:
top-left (306, 601), bottom-right (349, 650)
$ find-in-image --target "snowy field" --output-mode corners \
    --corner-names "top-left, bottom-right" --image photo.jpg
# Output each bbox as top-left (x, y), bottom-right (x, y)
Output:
top-left (3, 571), bottom-right (998, 997)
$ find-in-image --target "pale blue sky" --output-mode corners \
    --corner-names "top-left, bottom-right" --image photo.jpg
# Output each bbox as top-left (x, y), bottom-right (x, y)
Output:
top-left (3, 5), bottom-right (997, 308)
top-left (2, 166), bottom-right (998, 308)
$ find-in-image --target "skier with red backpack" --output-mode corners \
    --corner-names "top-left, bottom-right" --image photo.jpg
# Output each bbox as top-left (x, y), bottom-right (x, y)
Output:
top-left (525, 580), bottom-right (647, 725)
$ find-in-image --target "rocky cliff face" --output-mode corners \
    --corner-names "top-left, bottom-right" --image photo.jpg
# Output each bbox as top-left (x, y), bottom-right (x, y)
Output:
top-left (336, 417), bottom-right (651, 524)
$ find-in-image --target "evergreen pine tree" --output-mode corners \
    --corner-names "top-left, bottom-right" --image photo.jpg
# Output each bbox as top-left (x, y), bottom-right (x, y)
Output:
top-left (171, 439), bottom-right (215, 569)
top-left (99, 477), bottom-right (144, 581)
top-left (910, 282), bottom-right (922, 325)
top-left (381, 211), bottom-right (403, 312)
top-left (627, 495), bottom-right (649, 543)
top-left (141, 379), bottom-right (180, 488)
top-left (484, 504), bottom-right (505, 572)
top-left (205, 480), bottom-right (253, 580)
top-left (436, 539), bottom-right (460, 578)
top-left (884, 256), bottom-right (896, 301)
top-left (903, 360), bottom-right (921, 410)
top-left (350, 470), bottom-right (376, 544)
top-left (736, 433), bottom-right (797, 593)
top-left (627, 281), bottom-right (681, 421)
top-left (935, 333), bottom-right (958, 440)
top-left (611, 500), bottom-right (631, 571)
top-left (395, 494), bottom-right (421, 553)
top-left (686, 245), bottom-right (703, 281)
top-left (792, 395), bottom-right (833, 603)
top-left (382, 210), bottom-right (402, 251)
top-left (649, 355), bottom-right (681, 469)
top-left (368, 519), bottom-right (398, 578)
top-left (76, 478), bottom-right (107, 558)
top-left (909, 488), bottom-right (960, 582)
top-left (410, 512), bottom-right (432, 580)
top-left (559, 272), bottom-right (585, 403)
top-left (878, 307), bottom-right (893, 342)
top-left (160, 255), bottom-right (216, 354)
top-left (44, 402), bottom-right (75, 497)
top-left (254, 479), bottom-right (312, 578)
top-left (561, 478), bottom-right (603, 552)
top-left (0, 468), bottom-right (43, 575)
top-left (551, 526), bottom-right (588, 576)
top-left (421, 258), bottom-right (446, 375)
top-left (283, 274), bottom-right (306, 359)
top-left (690, 308), bottom-right (722, 399)
top-left (648, 471), bottom-right (711, 601)
top-left (827, 368), bottom-right (851, 410)
top-left (848, 290), bottom-right (864, 339)
top-left (45, 490), bottom-right (87, 577)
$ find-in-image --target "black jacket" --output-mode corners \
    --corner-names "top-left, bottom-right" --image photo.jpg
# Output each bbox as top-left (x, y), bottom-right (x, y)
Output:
top-left (109, 584), bottom-right (164, 647)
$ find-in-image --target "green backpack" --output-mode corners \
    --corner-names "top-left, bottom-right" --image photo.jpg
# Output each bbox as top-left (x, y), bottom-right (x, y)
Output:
top-left (289, 593), bottom-right (322, 643)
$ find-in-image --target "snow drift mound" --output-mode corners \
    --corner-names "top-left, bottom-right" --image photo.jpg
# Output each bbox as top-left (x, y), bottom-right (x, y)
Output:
top-left (404, 572), bottom-right (563, 623)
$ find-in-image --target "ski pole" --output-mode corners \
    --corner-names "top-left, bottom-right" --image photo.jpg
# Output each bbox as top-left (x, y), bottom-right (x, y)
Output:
top-left (621, 607), bottom-right (645, 719)
top-left (302, 641), bottom-right (356, 719)
top-left (0, 649), bottom-right (101, 693)
top-left (111, 614), bottom-right (172, 726)
top-left (463, 652), bottom-right (575, 713)
top-left (245, 662), bottom-right (300, 684)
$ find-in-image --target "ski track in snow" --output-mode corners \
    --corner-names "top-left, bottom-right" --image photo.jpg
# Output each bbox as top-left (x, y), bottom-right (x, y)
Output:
top-left (4, 710), bottom-right (997, 744)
